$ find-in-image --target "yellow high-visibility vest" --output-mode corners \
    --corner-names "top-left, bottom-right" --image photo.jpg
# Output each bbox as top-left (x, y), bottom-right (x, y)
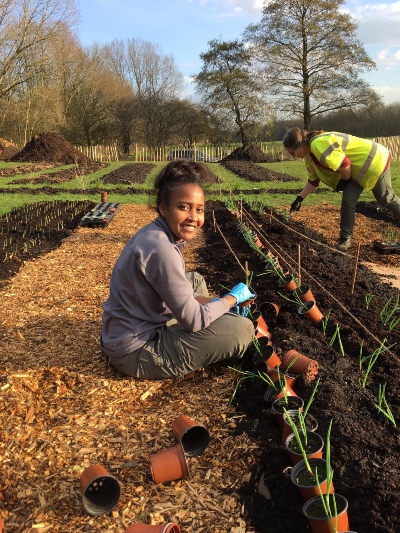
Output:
top-left (305, 132), bottom-right (389, 191)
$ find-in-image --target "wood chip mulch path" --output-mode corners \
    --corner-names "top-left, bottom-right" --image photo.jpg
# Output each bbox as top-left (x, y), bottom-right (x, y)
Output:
top-left (0, 205), bottom-right (252, 533)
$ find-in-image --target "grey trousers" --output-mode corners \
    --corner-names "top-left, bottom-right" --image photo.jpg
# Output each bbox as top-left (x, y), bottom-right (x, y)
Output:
top-left (340, 164), bottom-right (400, 239)
top-left (109, 272), bottom-right (254, 380)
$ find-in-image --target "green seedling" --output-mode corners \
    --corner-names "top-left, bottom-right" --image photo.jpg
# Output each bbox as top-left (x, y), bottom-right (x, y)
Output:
top-left (227, 366), bottom-right (274, 406)
top-left (380, 293), bottom-right (400, 326)
top-left (321, 309), bottom-right (331, 335)
top-left (375, 383), bottom-right (396, 427)
top-left (360, 338), bottom-right (396, 388)
top-left (380, 225), bottom-right (400, 244)
top-left (365, 293), bottom-right (374, 309)
top-left (328, 323), bottom-right (345, 356)
top-left (315, 420), bottom-right (338, 532)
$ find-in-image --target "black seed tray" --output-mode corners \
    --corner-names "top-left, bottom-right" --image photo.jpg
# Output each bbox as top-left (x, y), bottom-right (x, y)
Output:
top-left (372, 240), bottom-right (400, 255)
top-left (80, 202), bottom-right (122, 228)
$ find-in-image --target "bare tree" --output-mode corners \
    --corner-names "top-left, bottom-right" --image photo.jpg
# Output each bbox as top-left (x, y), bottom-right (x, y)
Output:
top-left (105, 38), bottom-right (184, 149)
top-left (0, 0), bottom-right (78, 100)
top-left (244, 0), bottom-right (381, 130)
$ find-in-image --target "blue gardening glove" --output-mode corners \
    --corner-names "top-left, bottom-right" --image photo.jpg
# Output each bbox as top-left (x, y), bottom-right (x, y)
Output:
top-left (226, 283), bottom-right (254, 305)
top-left (336, 178), bottom-right (350, 192)
top-left (290, 195), bottom-right (303, 212)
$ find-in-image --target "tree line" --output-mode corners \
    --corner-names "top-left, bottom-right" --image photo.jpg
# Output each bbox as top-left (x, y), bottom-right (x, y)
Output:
top-left (0, 0), bottom-right (399, 154)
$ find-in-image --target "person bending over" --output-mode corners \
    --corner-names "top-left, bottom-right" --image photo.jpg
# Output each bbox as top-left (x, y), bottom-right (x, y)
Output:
top-left (100, 160), bottom-right (254, 379)
top-left (283, 127), bottom-right (400, 251)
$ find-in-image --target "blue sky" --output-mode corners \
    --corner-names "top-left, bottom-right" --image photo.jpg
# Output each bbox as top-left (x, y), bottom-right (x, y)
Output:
top-left (76, 0), bottom-right (400, 105)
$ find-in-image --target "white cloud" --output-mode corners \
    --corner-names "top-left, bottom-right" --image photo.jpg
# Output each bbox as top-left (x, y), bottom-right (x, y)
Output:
top-left (188, 0), bottom-right (263, 17)
top-left (344, 1), bottom-right (400, 46)
top-left (373, 85), bottom-right (400, 104)
top-left (375, 48), bottom-right (400, 70)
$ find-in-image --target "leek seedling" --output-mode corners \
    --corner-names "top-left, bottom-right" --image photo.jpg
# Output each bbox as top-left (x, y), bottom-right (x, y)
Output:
top-left (375, 383), bottom-right (396, 427)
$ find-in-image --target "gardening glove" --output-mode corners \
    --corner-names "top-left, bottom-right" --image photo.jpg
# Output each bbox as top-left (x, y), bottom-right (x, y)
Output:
top-left (335, 178), bottom-right (350, 192)
top-left (226, 282), bottom-right (254, 305)
top-left (290, 196), bottom-right (303, 212)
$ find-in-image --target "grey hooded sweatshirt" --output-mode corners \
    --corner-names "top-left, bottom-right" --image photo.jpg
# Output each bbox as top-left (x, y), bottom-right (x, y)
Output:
top-left (101, 216), bottom-right (229, 358)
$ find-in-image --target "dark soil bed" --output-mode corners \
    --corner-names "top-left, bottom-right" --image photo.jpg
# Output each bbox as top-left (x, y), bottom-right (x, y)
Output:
top-left (102, 163), bottom-right (156, 184)
top-left (10, 161), bottom-right (106, 184)
top-left (221, 159), bottom-right (299, 182)
top-left (197, 200), bottom-right (400, 533)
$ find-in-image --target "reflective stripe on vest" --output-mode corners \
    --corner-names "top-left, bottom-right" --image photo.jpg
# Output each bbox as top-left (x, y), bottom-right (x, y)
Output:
top-left (355, 142), bottom-right (378, 184)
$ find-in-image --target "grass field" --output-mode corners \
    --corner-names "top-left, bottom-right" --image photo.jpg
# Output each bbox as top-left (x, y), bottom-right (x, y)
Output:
top-left (1, 159), bottom-right (399, 216)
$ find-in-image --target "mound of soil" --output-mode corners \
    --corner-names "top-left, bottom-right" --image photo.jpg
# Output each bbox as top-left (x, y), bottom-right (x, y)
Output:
top-left (221, 143), bottom-right (279, 163)
top-left (10, 132), bottom-right (95, 165)
top-left (0, 138), bottom-right (20, 161)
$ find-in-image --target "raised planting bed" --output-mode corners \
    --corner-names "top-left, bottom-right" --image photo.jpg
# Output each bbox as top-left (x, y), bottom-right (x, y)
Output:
top-left (79, 202), bottom-right (122, 228)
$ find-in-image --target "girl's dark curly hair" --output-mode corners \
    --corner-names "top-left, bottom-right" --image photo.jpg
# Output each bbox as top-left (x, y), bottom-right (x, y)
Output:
top-left (155, 160), bottom-right (210, 214)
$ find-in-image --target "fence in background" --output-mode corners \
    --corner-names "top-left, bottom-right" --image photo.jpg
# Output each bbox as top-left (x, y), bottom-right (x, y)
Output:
top-left (75, 144), bottom-right (119, 162)
top-left (375, 136), bottom-right (400, 161)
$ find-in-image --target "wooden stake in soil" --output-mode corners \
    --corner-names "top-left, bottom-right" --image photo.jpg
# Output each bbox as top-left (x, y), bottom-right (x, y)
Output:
top-left (212, 210), bottom-right (216, 232)
top-left (351, 242), bottom-right (361, 295)
top-left (245, 261), bottom-right (249, 284)
top-left (297, 244), bottom-right (301, 287)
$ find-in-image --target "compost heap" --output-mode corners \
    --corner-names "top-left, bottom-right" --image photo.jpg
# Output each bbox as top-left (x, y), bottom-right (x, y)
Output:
top-left (221, 143), bottom-right (279, 163)
top-left (10, 132), bottom-right (94, 165)
top-left (0, 138), bottom-right (20, 161)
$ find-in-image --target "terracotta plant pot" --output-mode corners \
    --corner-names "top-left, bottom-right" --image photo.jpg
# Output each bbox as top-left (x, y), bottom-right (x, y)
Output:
top-left (250, 339), bottom-right (281, 367)
top-left (125, 523), bottom-right (181, 533)
top-left (80, 463), bottom-right (122, 516)
top-left (281, 349), bottom-right (319, 382)
top-left (298, 301), bottom-right (324, 324)
top-left (264, 380), bottom-right (297, 403)
top-left (284, 430), bottom-right (324, 465)
top-left (172, 415), bottom-right (210, 456)
top-left (251, 311), bottom-right (270, 339)
top-left (101, 191), bottom-right (108, 203)
top-left (258, 301), bottom-right (280, 320)
top-left (303, 494), bottom-right (350, 533)
top-left (290, 458), bottom-right (334, 501)
top-left (293, 284), bottom-right (315, 303)
top-left (149, 443), bottom-right (189, 484)
top-left (278, 273), bottom-right (298, 291)
top-left (282, 411), bottom-right (318, 444)
top-left (271, 395), bottom-right (304, 427)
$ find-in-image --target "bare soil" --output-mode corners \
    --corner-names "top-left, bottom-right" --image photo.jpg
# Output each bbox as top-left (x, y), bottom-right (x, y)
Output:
top-left (102, 164), bottom-right (156, 185)
top-left (221, 160), bottom-right (299, 183)
top-left (9, 161), bottom-right (106, 185)
top-left (1, 200), bottom-right (399, 532)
